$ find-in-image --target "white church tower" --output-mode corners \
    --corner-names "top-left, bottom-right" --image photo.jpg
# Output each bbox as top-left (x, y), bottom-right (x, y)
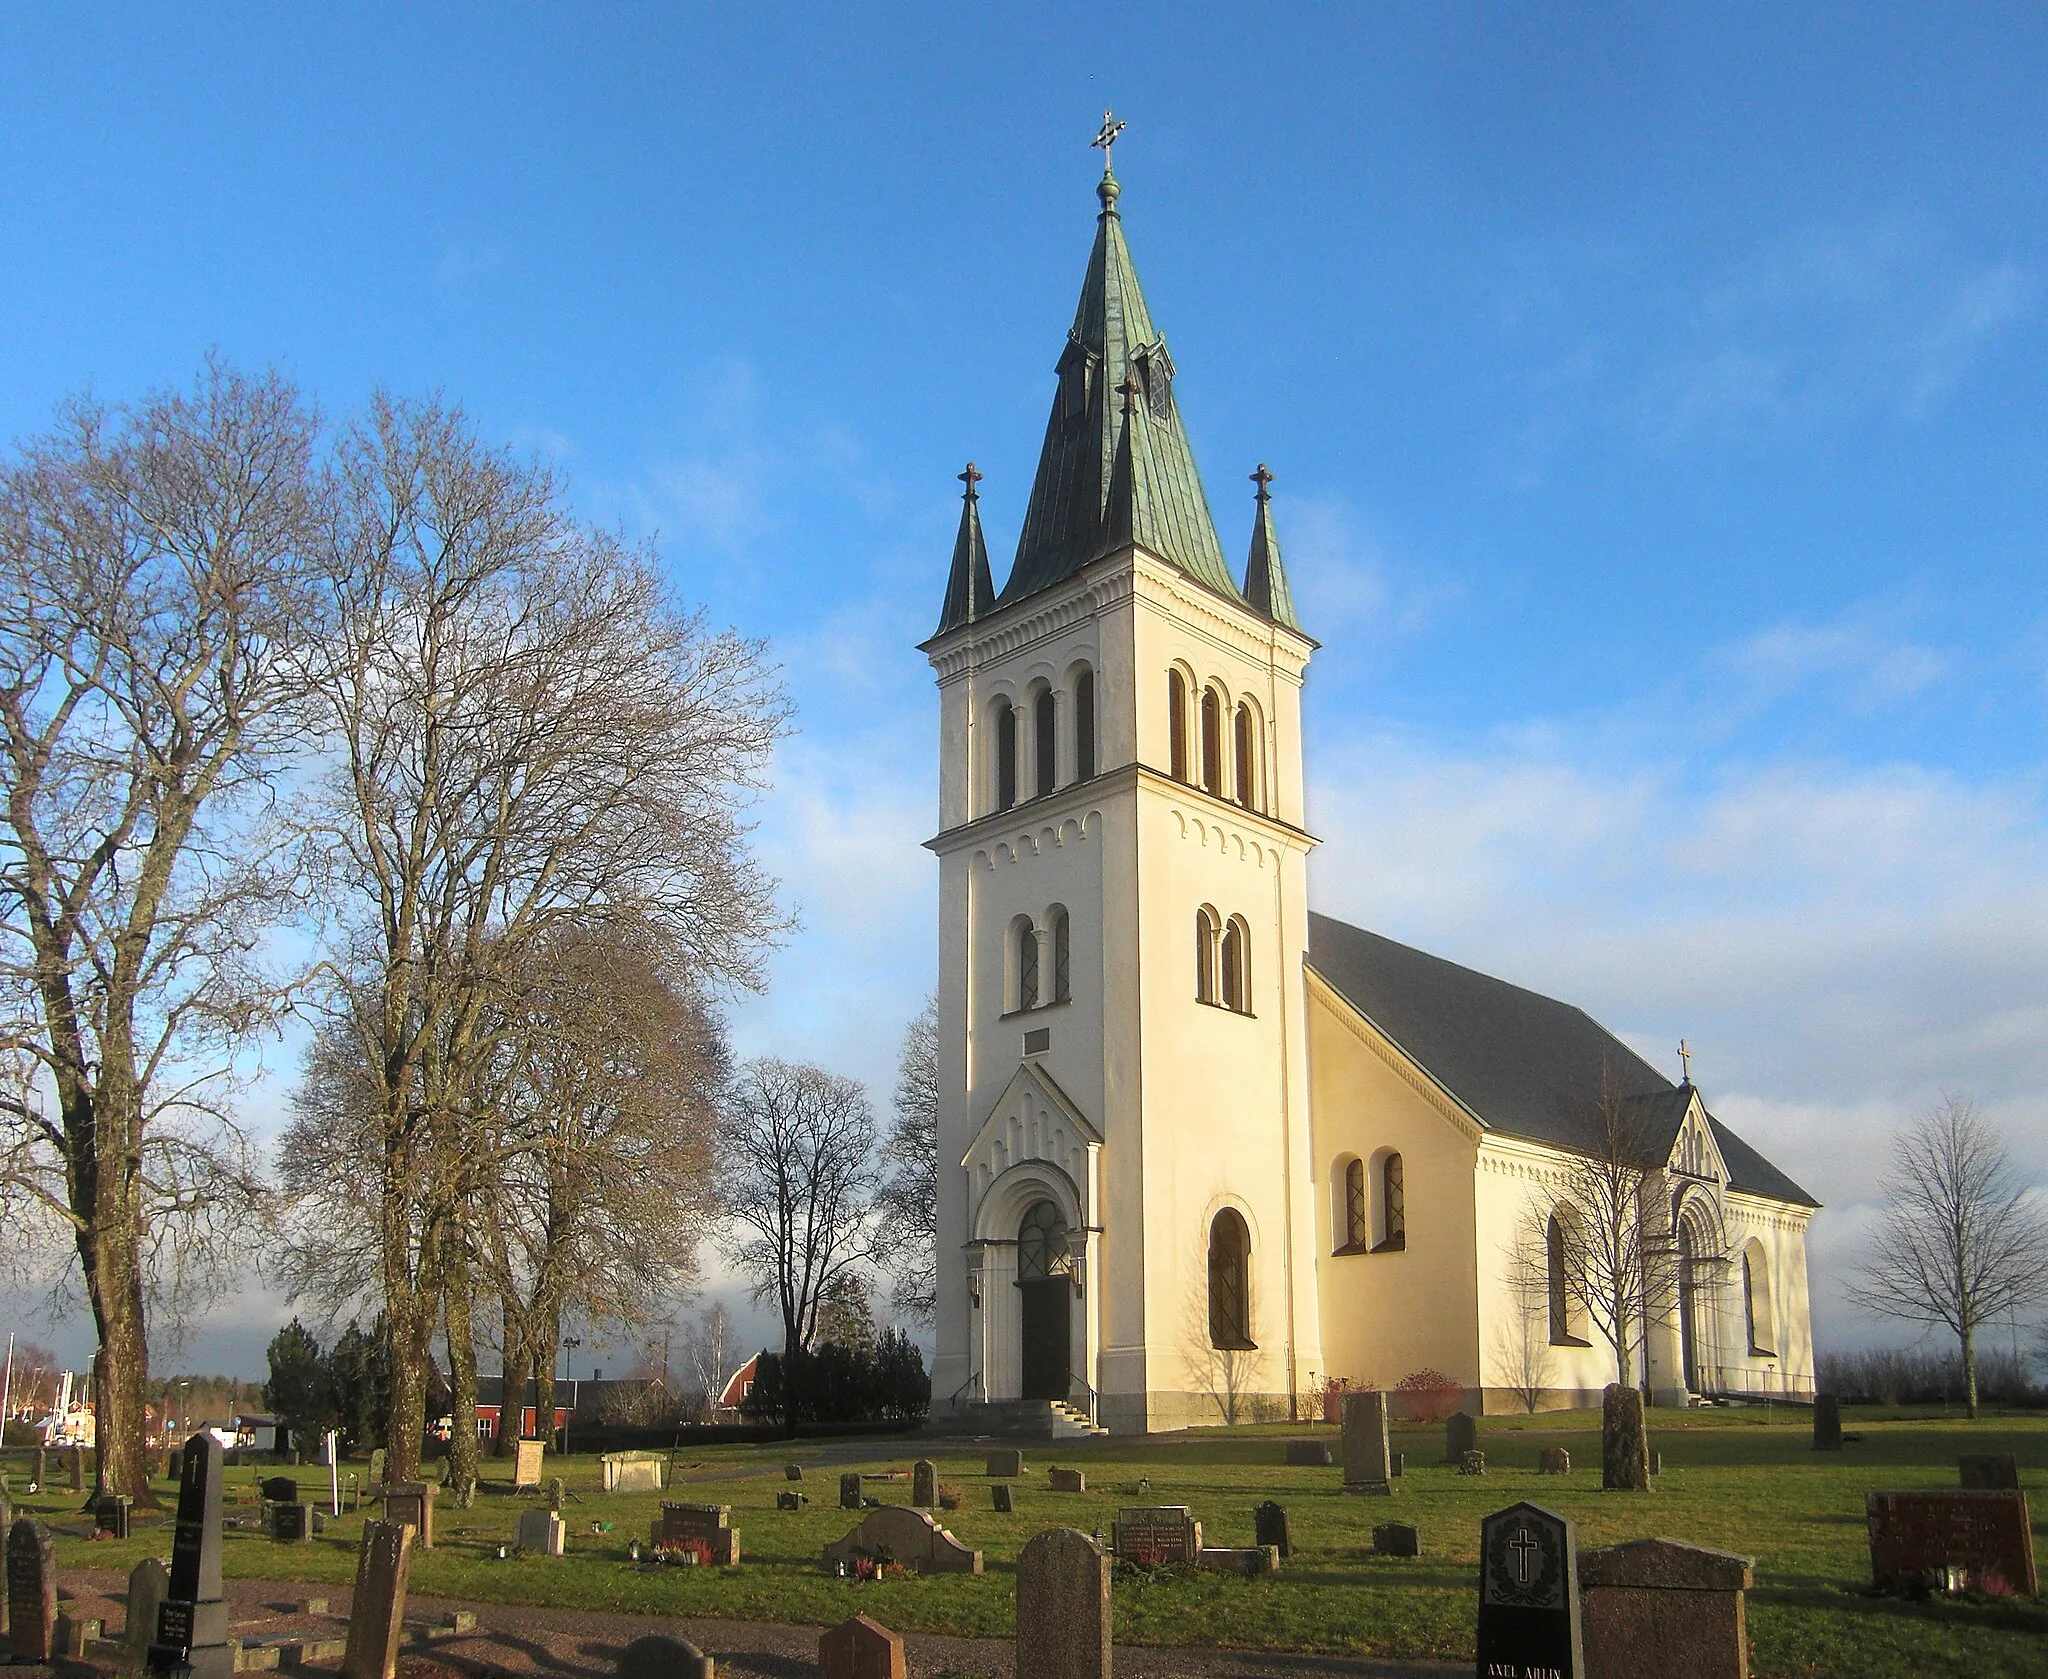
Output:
top-left (924, 127), bottom-right (1325, 1433)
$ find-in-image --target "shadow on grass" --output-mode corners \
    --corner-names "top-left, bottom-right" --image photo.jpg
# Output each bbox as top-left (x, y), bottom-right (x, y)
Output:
top-left (1753, 1584), bottom-right (2048, 1637)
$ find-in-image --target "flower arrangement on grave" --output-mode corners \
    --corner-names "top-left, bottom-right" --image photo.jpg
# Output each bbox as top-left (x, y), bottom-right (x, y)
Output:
top-left (843, 1546), bottom-right (904, 1582)
top-left (653, 1536), bottom-right (715, 1567)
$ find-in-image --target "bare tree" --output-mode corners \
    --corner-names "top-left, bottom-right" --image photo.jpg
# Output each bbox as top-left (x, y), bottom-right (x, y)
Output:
top-left (1847, 1093), bottom-right (2048, 1419)
top-left (283, 394), bottom-right (784, 1482)
top-left (879, 996), bottom-right (937, 1324)
top-left (0, 364), bottom-right (315, 1499)
top-left (682, 1300), bottom-right (733, 1412)
top-left (1532, 1068), bottom-right (1683, 1389)
top-left (718, 1058), bottom-right (886, 1433)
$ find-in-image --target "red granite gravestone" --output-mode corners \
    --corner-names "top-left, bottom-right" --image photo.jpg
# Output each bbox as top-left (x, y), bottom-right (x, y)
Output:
top-left (1579, 1538), bottom-right (1753, 1679)
top-left (7, 1518), bottom-right (56, 1663)
top-left (655, 1502), bottom-right (739, 1564)
top-left (1017, 1528), bottom-right (1110, 1679)
top-left (1476, 1502), bottom-right (1584, 1679)
top-left (341, 1519), bottom-right (415, 1679)
top-left (619, 1634), bottom-right (714, 1679)
top-left (1112, 1506), bottom-right (1201, 1566)
top-left (819, 1614), bottom-right (905, 1679)
top-left (1866, 1489), bottom-right (2036, 1595)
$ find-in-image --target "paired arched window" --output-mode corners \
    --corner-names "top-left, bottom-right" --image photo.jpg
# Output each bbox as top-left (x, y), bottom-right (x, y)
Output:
top-left (1050, 905), bottom-right (1071, 1004)
top-left (1337, 1157), bottom-right (1368, 1252)
top-left (1234, 702), bottom-right (1258, 812)
top-left (1547, 1209), bottom-right (1588, 1346)
top-left (1008, 908), bottom-right (1072, 1012)
top-left (1167, 670), bottom-right (1189, 780)
top-left (1207, 1209), bottom-right (1254, 1350)
top-left (1743, 1240), bottom-right (1776, 1356)
top-left (1195, 906), bottom-right (1220, 1005)
top-left (1012, 915), bottom-right (1039, 1012)
top-left (1200, 686), bottom-right (1223, 795)
top-left (1074, 670), bottom-right (1095, 781)
top-left (1220, 916), bottom-right (1249, 1012)
top-left (996, 702), bottom-right (1017, 811)
top-left (1196, 908), bottom-right (1252, 1012)
top-left (1033, 686), bottom-right (1057, 798)
top-left (1375, 1151), bottom-right (1406, 1251)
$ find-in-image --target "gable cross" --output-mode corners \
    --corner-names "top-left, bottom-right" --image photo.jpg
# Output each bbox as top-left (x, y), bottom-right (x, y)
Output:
top-left (1678, 1039), bottom-right (1692, 1083)
top-left (1092, 109), bottom-right (1126, 168)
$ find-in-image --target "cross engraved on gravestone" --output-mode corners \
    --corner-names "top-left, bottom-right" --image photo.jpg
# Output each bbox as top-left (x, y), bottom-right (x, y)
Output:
top-left (149, 1432), bottom-right (233, 1679)
top-left (8, 1518), bottom-right (57, 1663)
top-left (125, 1558), bottom-right (171, 1664)
top-left (1476, 1502), bottom-right (1584, 1679)
top-left (341, 1520), bottom-right (414, 1679)
top-left (619, 1633), bottom-right (714, 1679)
top-left (1341, 1391), bottom-right (1394, 1494)
top-left (819, 1614), bottom-right (904, 1679)
top-left (912, 1460), bottom-right (937, 1508)
top-left (1016, 1528), bottom-right (1110, 1679)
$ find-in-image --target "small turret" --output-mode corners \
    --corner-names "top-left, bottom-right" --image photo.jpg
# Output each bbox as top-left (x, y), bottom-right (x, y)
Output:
top-left (1242, 463), bottom-right (1302, 633)
top-left (933, 462), bottom-right (995, 638)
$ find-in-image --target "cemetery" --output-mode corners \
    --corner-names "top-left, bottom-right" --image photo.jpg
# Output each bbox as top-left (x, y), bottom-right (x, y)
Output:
top-left (2, 1407), bottom-right (2042, 1679)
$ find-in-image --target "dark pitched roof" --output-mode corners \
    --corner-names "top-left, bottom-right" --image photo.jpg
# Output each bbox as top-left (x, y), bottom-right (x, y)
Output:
top-left (1305, 913), bottom-right (1818, 1208)
top-left (999, 166), bottom-right (1241, 610)
top-left (933, 465), bottom-right (995, 637)
top-left (1242, 466), bottom-right (1303, 633)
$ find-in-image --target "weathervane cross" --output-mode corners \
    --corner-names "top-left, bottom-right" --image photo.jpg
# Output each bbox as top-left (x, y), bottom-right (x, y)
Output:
top-left (1092, 109), bottom-right (1126, 166)
top-left (1678, 1039), bottom-right (1692, 1083)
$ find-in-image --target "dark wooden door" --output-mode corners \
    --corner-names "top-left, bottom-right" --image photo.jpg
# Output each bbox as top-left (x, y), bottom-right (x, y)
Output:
top-left (1019, 1278), bottom-right (1070, 1401)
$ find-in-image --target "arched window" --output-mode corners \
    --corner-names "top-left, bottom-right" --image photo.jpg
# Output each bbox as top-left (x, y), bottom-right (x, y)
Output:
top-left (1195, 906), bottom-right (1220, 1004)
top-left (1207, 1208), bottom-right (1254, 1350)
top-left (1018, 1199), bottom-right (1070, 1278)
top-left (1547, 1210), bottom-right (1587, 1345)
top-left (1167, 670), bottom-right (1188, 780)
top-left (1374, 1151), bottom-right (1406, 1251)
top-left (1338, 1157), bottom-right (1367, 1252)
top-left (1050, 905), bottom-right (1071, 1003)
top-left (1744, 1240), bottom-right (1776, 1356)
top-left (1234, 702), bottom-right (1257, 811)
top-left (996, 701), bottom-right (1017, 811)
top-left (1200, 686), bottom-right (1222, 795)
top-left (1033, 686), bottom-right (1057, 797)
top-left (1220, 916), bottom-right (1249, 1012)
top-left (1074, 669), bottom-right (1096, 781)
top-left (1012, 915), bottom-right (1039, 1012)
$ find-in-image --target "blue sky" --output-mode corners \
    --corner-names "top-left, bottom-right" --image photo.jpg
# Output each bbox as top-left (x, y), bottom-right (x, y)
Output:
top-left (3, 4), bottom-right (2045, 1375)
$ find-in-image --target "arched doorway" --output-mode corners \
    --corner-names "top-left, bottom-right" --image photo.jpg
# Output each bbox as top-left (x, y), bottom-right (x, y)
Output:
top-left (1017, 1199), bottom-right (1072, 1400)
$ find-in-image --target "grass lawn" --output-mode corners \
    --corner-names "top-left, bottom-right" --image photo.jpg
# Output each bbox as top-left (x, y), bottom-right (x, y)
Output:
top-left (24, 1405), bottom-right (2048, 1679)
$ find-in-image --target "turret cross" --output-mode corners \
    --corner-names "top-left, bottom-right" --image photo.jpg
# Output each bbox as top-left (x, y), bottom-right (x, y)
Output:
top-left (1251, 462), bottom-right (1275, 501)
top-left (959, 461), bottom-right (983, 501)
top-left (1678, 1039), bottom-right (1692, 1083)
top-left (1092, 109), bottom-right (1126, 167)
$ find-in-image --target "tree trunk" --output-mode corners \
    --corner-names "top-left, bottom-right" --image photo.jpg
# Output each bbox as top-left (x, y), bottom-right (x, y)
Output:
top-left (1961, 1321), bottom-right (1979, 1419)
top-left (443, 1229), bottom-right (480, 1505)
top-left (382, 1285), bottom-right (436, 1483)
top-left (533, 1306), bottom-right (559, 1456)
top-left (75, 1098), bottom-right (157, 1509)
top-left (495, 1306), bottom-right (530, 1458)
top-left (781, 1319), bottom-right (802, 1439)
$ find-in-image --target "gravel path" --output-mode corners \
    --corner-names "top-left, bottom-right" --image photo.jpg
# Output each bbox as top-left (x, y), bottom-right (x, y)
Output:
top-left (56, 1568), bottom-right (1461, 1679)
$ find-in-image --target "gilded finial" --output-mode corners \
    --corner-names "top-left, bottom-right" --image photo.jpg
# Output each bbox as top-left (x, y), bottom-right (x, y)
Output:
top-left (1092, 109), bottom-right (1126, 212)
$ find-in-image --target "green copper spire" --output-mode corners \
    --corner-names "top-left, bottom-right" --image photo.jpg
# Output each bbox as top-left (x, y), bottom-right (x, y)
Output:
top-left (1242, 463), bottom-right (1302, 632)
top-left (934, 462), bottom-right (995, 637)
top-left (999, 120), bottom-right (1242, 609)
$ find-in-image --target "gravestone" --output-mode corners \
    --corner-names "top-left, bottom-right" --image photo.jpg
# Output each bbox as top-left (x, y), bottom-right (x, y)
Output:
top-left (992, 1484), bottom-right (1015, 1514)
top-left (148, 1432), bottom-right (233, 1679)
top-left (33, 1447), bottom-right (46, 1489)
top-left (261, 1476), bottom-right (299, 1503)
top-left (655, 1502), bottom-right (739, 1565)
top-left (1198, 1546), bottom-right (1278, 1576)
top-left (1390, 1450), bottom-right (1404, 1478)
top-left (777, 1491), bottom-right (807, 1511)
top-left (1112, 1506), bottom-right (1201, 1567)
top-left (1283, 1438), bottom-right (1332, 1467)
top-left (1865, 1489), bottom-right (2037, 1595)
top-left (516, 1508), bottom-right (567, 1556)
top-left (1811, 1393), bottom-right (1842, 1452)
top-left (380, 1482), bottom-right (436, 1547)
top-left (1372, 1521), bottom-right (1419, 1557)
top-left (784, 1463), bottom-right (805, 1482)
top-left (822, 1506), bottom-right (982, 1574)
top-left (341, 1520), bottom-right (414, 1679)
top-left (1539, 1448), bottom-right (1571, 1476)
top-left (912, 1459), bottom-right (938, 1508)
top-left (1601, 1385), bottom-right (1652, 1492)
top-left (619, 1635), bottom-right (713, 1679)
top-left (269, 1502), bottom-right (315, 1543)
top-left (1253, 1500), bottom-right (1291, 1558)
top-left (1016, 1528), bottom-right (1109, 1679)
top-left (513, 1439), bottom-right (545, 1491)
top-left (1958, 1453), bottom-right (2020, 1490)
top-left (819, 1614), bottom-right (904, 1679)
top-left (58, 1613), bottom-right (103, 1659)
top-left (69, 1448), bottom-right (85, 1493)
top-left (367, 1448), bottom-right (386, 1486)
top-left (1460, 1450), bottom-right (1486, 1476)
top-left (124, 1558), bottom-right (171, 1666)
top-left (1650, 1448), bottom-right (1664, 1475)
top-left (8, 1518), bottom-right (56, 1663)
top-left (167, 1448), bottom-right (183, 1484)
top-left (1580, 1538), bottom-right (1753, 1679)
top-left (1476, 1502), bottom-right (1583, 1679)
top-left (1341, 1391), bottom-right (1393, 1494)
top-left (95, 1492), bottom-right (134, 1538)
top-left (1049, 1467), bottom-right (1086, 1492)
top-left (549, 1476), bottom-right (565, 1511)
top-left (602, 1451), bottom-right (665, 1493)
top-left (1445, 1411), bottom-right (1478, 1464)
top-left (840, 1472), bottom-right (864, 1510)
top-left (986, 1448), bottom-right (1024, 1478)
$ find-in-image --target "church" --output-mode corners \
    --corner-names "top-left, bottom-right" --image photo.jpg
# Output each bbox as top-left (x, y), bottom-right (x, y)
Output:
top-left (922, 133), bottom-right (1819, 1435)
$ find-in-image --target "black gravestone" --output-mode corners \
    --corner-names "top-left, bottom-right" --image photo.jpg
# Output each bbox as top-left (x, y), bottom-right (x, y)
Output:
top-left (94, 1493), bottom-right (133, 1539)
top-left (260, 1476), bottom-right (299, 1503)
top-left (1476, 1501), bottom-right (1583, 1679)
top-left (992, 1483), bottom-right (1014, 1513)
top-left (147, 1432), bottom-right (234, 1679)
top-left (1446, 1412), bottom-right (1478, 1463)
top-left (1812, 1393), bottom-right (1842, 1451)
top-left (1253, 1501), bottom-right (1291, 1558)
top-left (8, 1517), bottom-right (57, 1663)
